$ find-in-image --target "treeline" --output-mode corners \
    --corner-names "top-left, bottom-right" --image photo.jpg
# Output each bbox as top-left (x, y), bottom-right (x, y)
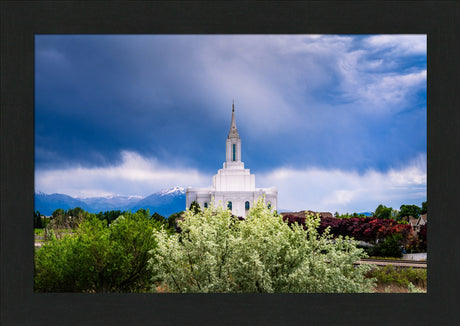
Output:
top-left (34, 207), bottom-right (182, 233)
top-left (334, 201), bottom-right (427, 222)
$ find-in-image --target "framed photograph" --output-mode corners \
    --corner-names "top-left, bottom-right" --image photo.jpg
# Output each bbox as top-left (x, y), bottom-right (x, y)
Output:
top-left (2, 2), bottom-right (457, 325)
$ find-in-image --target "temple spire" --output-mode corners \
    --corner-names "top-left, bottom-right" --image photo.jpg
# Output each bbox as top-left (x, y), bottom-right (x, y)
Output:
top-left (226, 100), bottom-right (242, 164)
top-left (228, 100), bottom-right (239, 139)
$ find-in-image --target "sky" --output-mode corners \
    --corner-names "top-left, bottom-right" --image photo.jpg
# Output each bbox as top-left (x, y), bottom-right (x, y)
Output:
top-left (35, 34), bottom-right (427, 214)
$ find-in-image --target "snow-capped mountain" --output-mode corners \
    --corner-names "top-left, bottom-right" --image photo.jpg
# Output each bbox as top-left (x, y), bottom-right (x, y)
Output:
top-left (35, 187), bottom-right (186, 217)
top-left (160, 186), bottom-right (185, 196)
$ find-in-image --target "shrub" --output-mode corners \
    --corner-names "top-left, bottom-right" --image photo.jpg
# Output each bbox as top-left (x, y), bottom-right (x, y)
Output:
top-left (35, 210), bottom-right (163, 292)
top-left (418, 224), bottom-right (427, 251)
top-left (149, 200), bottom-right (375, 293)
top-left (316, 216), bottom-right (412, 244)
top-left (405, 223), bottom-right (427, 253)
top-left (367, 265), bottom-right (427, 289)
top-left (367, 234), bottom-right (404, 258)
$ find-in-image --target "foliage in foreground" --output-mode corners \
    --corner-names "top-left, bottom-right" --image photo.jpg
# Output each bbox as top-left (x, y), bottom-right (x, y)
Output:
top-left (149, 200), bottom-right (376, 293)
top-left (367, 265), bottom-right (427, 291)
top-left (35, 209), bottom-right (163, 292)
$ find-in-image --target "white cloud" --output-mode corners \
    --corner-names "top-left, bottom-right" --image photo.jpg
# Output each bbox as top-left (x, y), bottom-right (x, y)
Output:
top-left (324, 35), bottom-right (427, 114)
top-left (355, 70), bottom-right (426, 109)
top-left (259, 153), bottom-right (426, 214)
top-left (364, 35), bottom-right (426, 55)
top-left (35, 149), bottom-right (427, 215)
top-left (35, 151), bottom-right (211, 198)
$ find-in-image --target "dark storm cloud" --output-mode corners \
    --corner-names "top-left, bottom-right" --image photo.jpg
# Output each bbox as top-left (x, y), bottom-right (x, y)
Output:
top-left (35, 35), bottom-right (224, 171)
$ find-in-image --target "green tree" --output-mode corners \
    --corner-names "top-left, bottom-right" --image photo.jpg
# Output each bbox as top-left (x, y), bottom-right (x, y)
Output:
top-left (149, 200), bottom-right (375, 293)
top-left (34, 210), bottom-right (43, 229)
top-left (189, 200), bottom-right (201, 214)
top-left (368, 234), bottom-right (404, 258)
top-left (420, 201), bottom-right (427, 215)
top-left (151, 212), bottom-right (166, 223)
top-left (166, 211), bottom-right (183, 230)
top-left (398, 204), bottom-right (421, 220)
top-left (52, 208), bottom-right (65, 218)
top-left (374, 204), bottom-right (393, 220)
top-left (98, 210), bottom-right (123, 225)
top-left (46, 207), bottom-right (86, 239)
top-left (67, 207), bottom-right (85, 219)
top-left (35, 209), bottom-right (162, 292)
top-left (135, 208), bottom-right (151, 218)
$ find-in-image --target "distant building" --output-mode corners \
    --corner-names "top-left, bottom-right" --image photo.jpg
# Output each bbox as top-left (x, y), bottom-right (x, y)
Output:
top-left (408, 216), bottom-right (418, 231)
top-left (186, 101), bottom-right (277, 217)
top-left (408, 214), bottom-right (427, 233)
top-left (418, 213), bottom-right (427, 226)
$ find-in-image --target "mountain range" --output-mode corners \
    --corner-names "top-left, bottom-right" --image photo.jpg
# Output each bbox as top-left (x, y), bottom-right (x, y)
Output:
top-left (35, 187), bottom-right (371, 218)
top-left (35, 186), bottom-right (186, 217)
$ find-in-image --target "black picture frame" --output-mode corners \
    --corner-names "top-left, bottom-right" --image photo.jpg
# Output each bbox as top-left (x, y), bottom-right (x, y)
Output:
top-left (1, 1), bottom-right (458, 325)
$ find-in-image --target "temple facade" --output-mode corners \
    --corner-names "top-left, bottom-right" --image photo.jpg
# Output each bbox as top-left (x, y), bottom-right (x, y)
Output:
top-left (186, 102), bottom-right (277, 217)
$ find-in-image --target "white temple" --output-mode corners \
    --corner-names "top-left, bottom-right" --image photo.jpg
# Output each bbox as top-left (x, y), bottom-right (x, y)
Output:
top-left (186, 101), bottom-right (277, 217)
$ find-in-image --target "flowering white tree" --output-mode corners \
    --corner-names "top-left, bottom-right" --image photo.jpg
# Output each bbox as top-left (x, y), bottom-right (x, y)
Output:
top-left (148, 200), bottom-right (375, 293)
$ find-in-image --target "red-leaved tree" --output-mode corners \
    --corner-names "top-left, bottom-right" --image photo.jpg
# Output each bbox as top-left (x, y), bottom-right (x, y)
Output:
top-left (283, 215), bottom-right (413, 244)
